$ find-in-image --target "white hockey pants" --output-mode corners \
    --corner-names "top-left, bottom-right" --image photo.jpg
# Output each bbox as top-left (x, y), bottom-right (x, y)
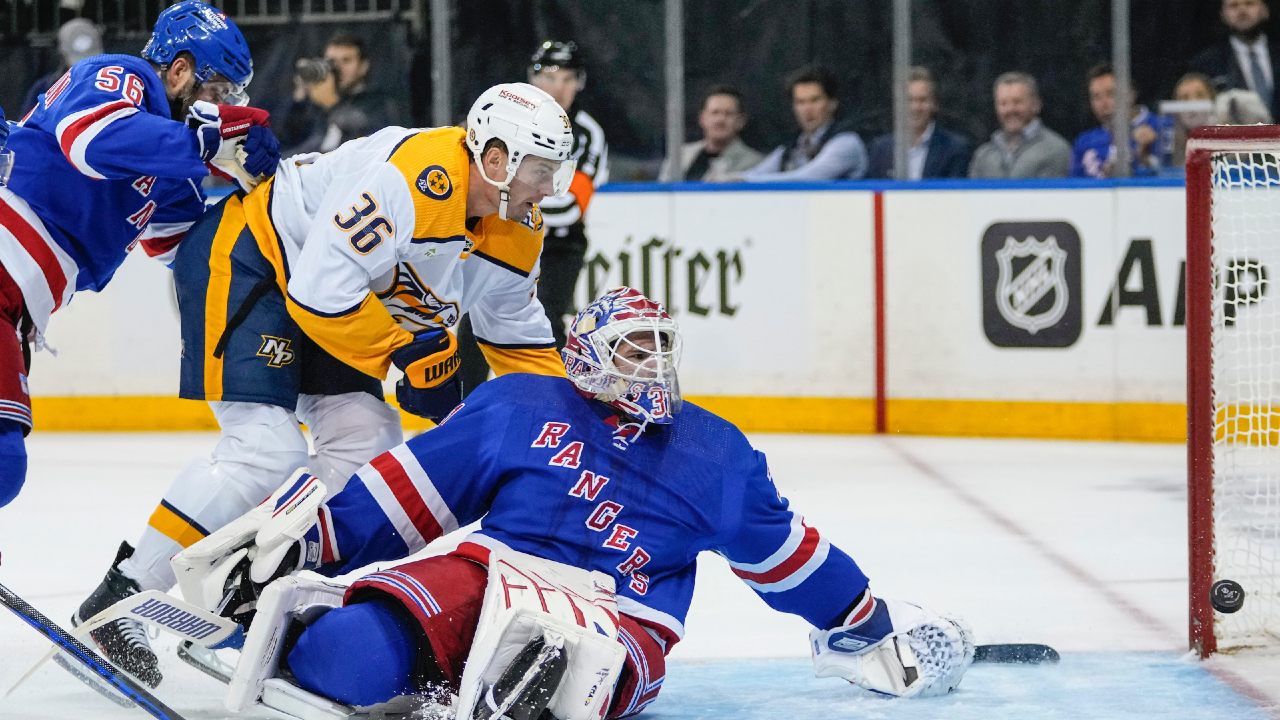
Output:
top-left (120, 392), bottom-right (403, 592)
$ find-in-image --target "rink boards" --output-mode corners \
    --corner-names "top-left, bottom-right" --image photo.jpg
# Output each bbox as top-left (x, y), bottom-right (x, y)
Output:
top-left (28, 179), bottom-right (1196, 439)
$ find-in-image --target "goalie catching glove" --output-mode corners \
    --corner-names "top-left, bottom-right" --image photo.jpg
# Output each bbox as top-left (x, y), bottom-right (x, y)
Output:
top-left (171, 469), bottom-right (331, 633)
top-left (811, 594), bottom-right (974, 698)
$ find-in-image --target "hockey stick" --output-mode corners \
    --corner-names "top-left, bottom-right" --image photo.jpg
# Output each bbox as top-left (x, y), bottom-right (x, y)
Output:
top-left (974, 643), bottom-right (1059, 664)
top-left (0, 581), bottom-right (189, 719)
top-left (7, 588), bottom-right (241, 697)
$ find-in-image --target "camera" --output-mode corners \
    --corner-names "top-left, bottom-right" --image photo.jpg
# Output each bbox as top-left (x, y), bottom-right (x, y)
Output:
top-left (295, 57), bottom-right (335, 85)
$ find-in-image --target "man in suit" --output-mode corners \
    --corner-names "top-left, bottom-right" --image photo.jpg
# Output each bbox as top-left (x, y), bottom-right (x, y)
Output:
top-left (1188, 0), bottom-right (1278, 120)
top-left (866, 67), bottom-right (972, 179)
top-left (743, 66), bottom-right (868, 181)
top-left (660, 85), bottom-right (764, 182)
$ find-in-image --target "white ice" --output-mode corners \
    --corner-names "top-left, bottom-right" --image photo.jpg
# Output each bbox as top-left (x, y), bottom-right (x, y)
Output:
top-left (0, 432), bottom-right (1277, 719)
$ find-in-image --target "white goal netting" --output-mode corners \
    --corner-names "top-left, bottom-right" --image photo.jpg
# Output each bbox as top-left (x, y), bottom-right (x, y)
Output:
top-left (1210, 150), bottom-right (1280, 649)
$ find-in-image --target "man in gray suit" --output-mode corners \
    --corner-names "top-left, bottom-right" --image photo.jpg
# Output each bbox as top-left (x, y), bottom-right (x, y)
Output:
top-left (661, 85), bottom-right (764, 182)
top-left (969, 72), bottom-right (1072, 179)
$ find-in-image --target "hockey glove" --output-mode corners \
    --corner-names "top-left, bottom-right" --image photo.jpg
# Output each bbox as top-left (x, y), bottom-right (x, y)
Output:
top-left (172, 470), bottom-right (329, 629)
top-left (810, 596), bottom-right (974, 698)
top-left (215, 104), bottom-right (271, 137)
top-left (187, 102), bottom-right (276, 166)
top-left (391, 328), bottom-right (463, 421)
top-left (186, 100), bottom-right (223, 163)
top-left (396, 373), bottom-right (462, 422)
top-left (240, 125), bottom-right (280, 177)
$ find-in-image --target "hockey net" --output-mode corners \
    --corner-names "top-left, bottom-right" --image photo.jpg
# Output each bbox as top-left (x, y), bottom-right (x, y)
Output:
top-left (1187, 126), bottom-right (1280, 656)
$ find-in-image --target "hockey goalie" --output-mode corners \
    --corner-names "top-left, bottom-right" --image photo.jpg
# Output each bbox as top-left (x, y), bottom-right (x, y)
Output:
top-left (173, 287), bottom-right (975, 719)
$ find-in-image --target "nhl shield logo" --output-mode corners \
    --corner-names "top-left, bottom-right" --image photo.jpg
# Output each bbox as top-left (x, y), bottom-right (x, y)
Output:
top-left (995, 235), bottom-right (1068, 334)
top-left (981, 222), bottom-right (1082, 348)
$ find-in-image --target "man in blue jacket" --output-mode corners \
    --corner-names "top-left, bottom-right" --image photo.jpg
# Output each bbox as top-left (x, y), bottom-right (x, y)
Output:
top-left (1071, 64), bottom-right (1171, 178)
top-left (867, 67), bottom-right (972, 180)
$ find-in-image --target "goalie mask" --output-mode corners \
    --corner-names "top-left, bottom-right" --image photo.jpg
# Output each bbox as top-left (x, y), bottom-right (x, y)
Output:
top-left (563, 287), bottom-right (683, 428)
top-left (465, 83), bottom-right (576, 222)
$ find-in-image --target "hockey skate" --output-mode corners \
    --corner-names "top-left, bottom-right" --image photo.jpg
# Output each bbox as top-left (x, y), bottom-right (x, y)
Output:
top-left (72, 541), bottom-right (163, 689)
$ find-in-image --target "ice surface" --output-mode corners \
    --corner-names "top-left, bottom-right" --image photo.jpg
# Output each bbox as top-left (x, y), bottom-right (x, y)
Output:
top-left (1, 432), bottom-right (1277, 719)
top-left (649, 655), bottom-right (1272, 720)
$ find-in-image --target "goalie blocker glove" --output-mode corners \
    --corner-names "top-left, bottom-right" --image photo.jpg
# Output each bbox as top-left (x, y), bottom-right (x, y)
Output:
top-left (390, 328), bottom-right (463, 421)
top-left (810, 595), bottom-right (975, 698)
top-left (171, 470), bottom-right (330, 633)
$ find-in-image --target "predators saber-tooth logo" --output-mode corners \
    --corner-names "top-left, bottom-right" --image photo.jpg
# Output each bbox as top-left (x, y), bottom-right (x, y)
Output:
top-left (373, 264), bottom-right (460, 331)
top-left (257, 336), bottom-right (296, 368)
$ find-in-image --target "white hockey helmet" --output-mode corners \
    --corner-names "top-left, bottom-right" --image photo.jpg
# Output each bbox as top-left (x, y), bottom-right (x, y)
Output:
top-left (466, 82), bottom-right (576, 221)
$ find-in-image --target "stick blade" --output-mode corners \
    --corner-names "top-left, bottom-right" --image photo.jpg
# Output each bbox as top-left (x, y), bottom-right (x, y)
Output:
top-left (974, 643), bottom-right (1060, 664)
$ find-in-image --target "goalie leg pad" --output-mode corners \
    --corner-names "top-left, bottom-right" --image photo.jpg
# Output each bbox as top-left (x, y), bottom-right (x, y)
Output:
top-left (456, 547), bottom-right (627, 720)
top-left (341, 553), bottom-right (664, 720)
top-left (225, 575), bottom-right (348, 713)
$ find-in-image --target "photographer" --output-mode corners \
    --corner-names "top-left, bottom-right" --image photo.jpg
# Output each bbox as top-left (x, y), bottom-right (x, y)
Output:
top-left (278, 33), bottom-right (399, 155)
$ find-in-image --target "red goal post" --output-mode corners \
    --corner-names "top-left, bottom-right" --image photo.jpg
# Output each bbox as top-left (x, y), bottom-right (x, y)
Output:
top-left (1186, 125), bottom-right (1280, 658)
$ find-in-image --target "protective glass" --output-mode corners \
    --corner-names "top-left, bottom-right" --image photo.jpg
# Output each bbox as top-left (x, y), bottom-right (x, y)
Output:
top-left (198, 75), bottom-right (250, 107)
top-left (512, 154), bottom-right (575, 198)
top-left (0, 149), bottom-right (13, 186)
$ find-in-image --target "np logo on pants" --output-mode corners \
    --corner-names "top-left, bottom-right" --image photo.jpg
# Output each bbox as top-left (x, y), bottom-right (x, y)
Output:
top-left (981, 221), bottom-right (1082, 348)
top-left (257, 335), bottom-right (295, 368)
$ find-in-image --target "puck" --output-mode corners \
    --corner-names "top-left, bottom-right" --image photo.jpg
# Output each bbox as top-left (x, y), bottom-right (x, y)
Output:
top-left (1210, 579), bottom-right (1245, 614)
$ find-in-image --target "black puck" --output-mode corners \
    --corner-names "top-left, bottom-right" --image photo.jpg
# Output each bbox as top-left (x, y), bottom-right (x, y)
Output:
top-left (1210, 579), bottom-right (1245, 614)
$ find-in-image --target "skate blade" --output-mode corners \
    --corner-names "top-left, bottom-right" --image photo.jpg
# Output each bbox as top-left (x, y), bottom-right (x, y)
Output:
top-left (178, 640), bottom-right (234, 684)
top-left (51, 651), bottom-right (137, 708)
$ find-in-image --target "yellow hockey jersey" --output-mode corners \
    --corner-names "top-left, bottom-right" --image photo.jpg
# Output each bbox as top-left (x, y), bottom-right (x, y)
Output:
top-left (245, 126), bottom-right (563, 380)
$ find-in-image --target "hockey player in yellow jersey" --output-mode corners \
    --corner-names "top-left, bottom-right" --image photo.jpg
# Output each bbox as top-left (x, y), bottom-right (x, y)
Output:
top-left (73, 83), bottom-right (576, 687)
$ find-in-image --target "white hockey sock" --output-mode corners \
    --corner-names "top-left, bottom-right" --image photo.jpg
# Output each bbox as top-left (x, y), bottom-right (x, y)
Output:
top-left (120, 402), bottom-right (310, 592)
top-left (297, 392), bottom-right (403, 495)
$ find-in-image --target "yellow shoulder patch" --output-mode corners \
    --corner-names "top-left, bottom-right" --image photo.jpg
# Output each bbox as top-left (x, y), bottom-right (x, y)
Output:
top-left (467, 210), bottom-right (545, 278)
top-left (387, 127), bottom-right (470, 242)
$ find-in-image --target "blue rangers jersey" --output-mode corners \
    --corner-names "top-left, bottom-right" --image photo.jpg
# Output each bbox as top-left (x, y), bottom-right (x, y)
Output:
top-left (0, 54), bottom-right (207, 332)
top-left (310, 373), bottom-right (871, 647)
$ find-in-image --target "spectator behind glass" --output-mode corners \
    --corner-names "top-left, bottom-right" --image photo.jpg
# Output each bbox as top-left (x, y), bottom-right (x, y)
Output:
top-left (866, 66), bottom-right (973, 179)
top-left (969, 72), bottom-right (1072, 178)
top-left (660, 85), bottom-right (764, 182)
top-left (20, 19), bottom-right (103, 115)
top-left (743, 66), bottom-right (867, 181)
top-left (1071, 64), bottom-right (1171, 178)
top-left (1169, 73), bottom-right (1217, 167)
top-left (278, 33), bottom-right (400, 155)
top-left (1188, 0), bottom-right (1280, 121)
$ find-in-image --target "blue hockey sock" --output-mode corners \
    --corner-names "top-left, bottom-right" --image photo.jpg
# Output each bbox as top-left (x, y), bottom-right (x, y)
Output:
top-left (288, 599), bottom-right (418, 706)
top-left (0, 419), bottom-right (27, 507)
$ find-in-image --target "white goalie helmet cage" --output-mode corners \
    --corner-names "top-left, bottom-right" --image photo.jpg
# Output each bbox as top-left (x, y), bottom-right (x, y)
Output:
top-left (466, 82), bottom-right (576, 221)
